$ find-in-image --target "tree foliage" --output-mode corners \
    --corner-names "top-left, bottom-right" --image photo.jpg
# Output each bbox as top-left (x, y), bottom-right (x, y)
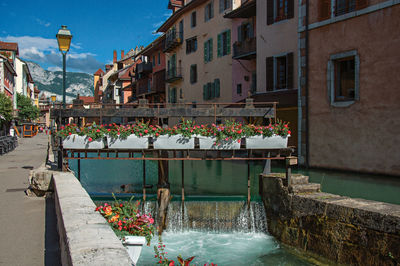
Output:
top-left (0, 92), bottom-right (13, 126)
top-left (17, 93), bottom-right (39, 122)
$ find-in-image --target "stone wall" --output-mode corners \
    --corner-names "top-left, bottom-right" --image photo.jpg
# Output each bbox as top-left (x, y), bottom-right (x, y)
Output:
top-left (52, 172), bottom-right (133, 266)
top-left (261, 173), bottom-right (400, 266)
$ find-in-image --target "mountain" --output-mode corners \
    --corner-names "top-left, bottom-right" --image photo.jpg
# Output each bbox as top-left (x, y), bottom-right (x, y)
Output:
top-left (26, 61), bottom-right (94, 103)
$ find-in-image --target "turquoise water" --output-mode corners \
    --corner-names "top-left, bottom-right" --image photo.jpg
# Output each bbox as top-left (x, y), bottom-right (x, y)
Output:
top-left (69, 154), bottom-right (400, 205)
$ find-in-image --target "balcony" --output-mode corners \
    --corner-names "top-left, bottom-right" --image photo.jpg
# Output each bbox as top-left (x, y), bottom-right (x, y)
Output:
top-left (233, 37), bottom-right (256, 60)
top-left (163, 31), bottom-right (183, 53)
top-left (165, 67), bottom-right (182, 83)
top-left (136, 62), bottom-right (152, 75)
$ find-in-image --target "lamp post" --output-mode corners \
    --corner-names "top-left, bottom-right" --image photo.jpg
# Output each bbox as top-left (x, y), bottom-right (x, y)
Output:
top-left (56, 25), bottom-right (72, 110)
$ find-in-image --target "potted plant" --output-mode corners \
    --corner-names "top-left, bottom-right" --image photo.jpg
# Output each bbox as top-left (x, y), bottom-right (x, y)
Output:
top-left (153, 120), bottom-right (195, 149)
top-left (95, 195), bottom-right (155, 264)
top-left (245, 120), bottom-right (291, 149)
top-left (57, 123), bottom-right (107, 149)
top-left (107, 122), bottom-right (151, 149)
top-left (195, 120), bottom-right (244, 150)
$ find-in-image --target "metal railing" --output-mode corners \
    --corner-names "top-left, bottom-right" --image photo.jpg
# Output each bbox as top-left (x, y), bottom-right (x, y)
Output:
top-left (165, 67), bottom-right (182, 83)
top-left (233, 37), bottom-right (256, 60)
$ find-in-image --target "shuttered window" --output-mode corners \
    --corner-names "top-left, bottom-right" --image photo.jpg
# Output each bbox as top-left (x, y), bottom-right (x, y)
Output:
top-left (204, 38), bottom-right (213, 63)
top-left (217, 30), bottom-right (231, 57)
top-left (191, 11), bottom-right (197, 28)
top-left (205, 1), bottom-right (214, 22)
top-left (267, 0), bottom-right (294, 24)
top-left (266, 52), bottom-right (294, 91)
top-left (219, 0), bottom-right (231, 13)
top-left (203, 79), bottom-right (220, 101)
top-left (190, 64), bottom-right (197, 84)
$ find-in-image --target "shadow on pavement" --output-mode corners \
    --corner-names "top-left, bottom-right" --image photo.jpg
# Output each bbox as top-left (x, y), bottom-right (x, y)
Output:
top-left (45, 196), bottom-right (61, 266)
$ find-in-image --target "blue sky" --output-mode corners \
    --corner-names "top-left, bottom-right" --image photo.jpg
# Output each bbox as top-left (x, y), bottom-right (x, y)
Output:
top-left (0, 0), bottom-right (171, 73)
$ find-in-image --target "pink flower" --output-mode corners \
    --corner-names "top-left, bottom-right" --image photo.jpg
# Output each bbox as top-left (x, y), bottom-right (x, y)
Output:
top-left (88, 137), bottom-right (93, 142)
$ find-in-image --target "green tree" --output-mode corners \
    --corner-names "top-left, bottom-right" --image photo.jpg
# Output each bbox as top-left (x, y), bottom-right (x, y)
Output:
top-left (17, 93), bottom-right (39, 122)
top-left (0, 92), bottom-right (13, 127)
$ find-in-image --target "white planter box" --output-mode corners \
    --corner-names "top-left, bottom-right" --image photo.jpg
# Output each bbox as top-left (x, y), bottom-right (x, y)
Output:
top-left (122, 236), bottom-right (146, 265)
top-left (198, 136), bottom-right (241, 150)
top-left (246, 135), bottom-right (288, 149)
top-left (107, 135), bottom-right (149, 149)
top-left (153, 134), bottom-right (194, 149)
top-left (62, 134), bottom-right (105, 149)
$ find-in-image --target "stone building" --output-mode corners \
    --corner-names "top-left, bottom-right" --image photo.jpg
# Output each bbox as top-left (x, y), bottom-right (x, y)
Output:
top-left (298, 0), bottom-right (400, 175)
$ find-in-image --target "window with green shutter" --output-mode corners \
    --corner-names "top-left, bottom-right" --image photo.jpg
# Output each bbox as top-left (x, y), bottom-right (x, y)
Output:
top-left (203, 84), bottom-right (207, 100)
top-left (218, 30), bottom-right (231, 57)
top-left (190, 64), bottom-right (197, 84)
top-left (204, 1), bottom-right (214, 22)
top-left (217, 34), bottom-right (222, 57)
top-left (211, 82), bottom-right (215, 98)
top-left (214, 79), bottom-right (220, 97)
top-left (204, 39), bottom-right (213, 63)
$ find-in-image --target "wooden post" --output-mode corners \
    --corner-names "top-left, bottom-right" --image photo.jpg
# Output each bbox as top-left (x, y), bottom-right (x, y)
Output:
top-left (143, 159), bottom-right (146, 201)
top-left (77, 159), bottom-right (81, 181)
top-left (181, 159), bottom-right (185, 202)
top-left (285, 156), bottom-right (298, 187)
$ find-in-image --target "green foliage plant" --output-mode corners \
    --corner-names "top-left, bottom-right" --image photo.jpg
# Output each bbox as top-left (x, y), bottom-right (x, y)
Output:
top-left (0, 92), bottom-right (13, 127)
top-left (16, 93), bottom-right (39, 122)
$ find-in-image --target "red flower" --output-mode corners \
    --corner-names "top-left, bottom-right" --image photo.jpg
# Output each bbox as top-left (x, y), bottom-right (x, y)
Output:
top-left (288, 130), bottom-right (291, 135)
top-left (68, 132), bottom-right (72, 135)
top-left (96, 129), bottom-right (100, 132)
top-left (144, 129), bottom-right (148, 133)
top-left (169, 261), bottom-right (175, 266)
top-left (88, 137), bottom-right (93, 142)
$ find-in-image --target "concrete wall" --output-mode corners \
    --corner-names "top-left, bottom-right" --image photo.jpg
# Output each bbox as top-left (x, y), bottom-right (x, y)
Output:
top-left (165, 0), bottom-right (233, 104)
top-left (52, 172), bottom-right (133, 265)
top-left (307, 4), bottom-right (400, 175)
top-left (261, 173), bottom-right (400, 266)
top-left (256, 0), bottom-right (298, 93)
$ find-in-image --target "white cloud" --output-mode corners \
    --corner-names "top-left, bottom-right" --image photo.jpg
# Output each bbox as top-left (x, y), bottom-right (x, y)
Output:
top-left (35, 18), bottom-right (51, 27)
top-left (0, 35), bottom-right (104, 73)
top-left (152, 21), bottom-right (164, 28)
top-left (47, 66), bottom-right (62, 71)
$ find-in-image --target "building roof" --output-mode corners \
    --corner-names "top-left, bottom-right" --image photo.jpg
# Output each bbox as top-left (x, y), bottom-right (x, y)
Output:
top-left (138, 34), bottom-right (166, 57)
top-left (0, 41), bottom-right (19, 55)
top-left (0, 54), bottom-right (16, 75)
top-left (224, 0), bottom-right (256, 18)
top-left (157, 0), bottom-right (208, 32)
top-left (94, 68), bottom-right (104, 76)
top-left (79, 96), bottom-right (95, 104)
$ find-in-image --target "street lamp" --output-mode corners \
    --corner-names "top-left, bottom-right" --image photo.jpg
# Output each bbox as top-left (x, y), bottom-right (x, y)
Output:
top-left (56, 25), bottom-right (72, 110)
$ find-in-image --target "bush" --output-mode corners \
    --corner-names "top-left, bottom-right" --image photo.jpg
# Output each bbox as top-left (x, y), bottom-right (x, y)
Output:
top-left (17, 93), bottom-right (39, 122)
top-left (0, 92), bottom-right (13, 127)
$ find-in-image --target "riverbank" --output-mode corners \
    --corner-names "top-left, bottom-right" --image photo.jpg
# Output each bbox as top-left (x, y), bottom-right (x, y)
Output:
top-left (0, 133), bottom-right (60, 265)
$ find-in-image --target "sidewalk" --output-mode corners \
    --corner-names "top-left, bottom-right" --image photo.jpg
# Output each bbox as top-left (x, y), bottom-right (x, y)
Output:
top-left (0, 133), bottom-right (60, 265)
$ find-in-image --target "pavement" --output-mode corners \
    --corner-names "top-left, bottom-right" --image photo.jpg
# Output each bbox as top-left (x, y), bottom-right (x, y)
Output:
top-left (0, 133), bottom-right (60, 266)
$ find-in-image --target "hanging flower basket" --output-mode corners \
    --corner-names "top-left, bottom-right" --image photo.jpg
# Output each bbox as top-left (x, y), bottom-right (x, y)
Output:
top-left (62, 134), bottom-right (105, 149)
top-left (198, 136), bottom-right (241, 150)
top-left (246, 135), bottom-right (289, 149)
top-left (107, 135), bottom-right (149, 149)
top-left (153, 134), bottom-right (194, 149)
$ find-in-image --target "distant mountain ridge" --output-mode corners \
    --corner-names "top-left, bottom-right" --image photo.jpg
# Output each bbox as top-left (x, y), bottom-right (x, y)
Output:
top-left (26, 61), bottom-right (94, 102)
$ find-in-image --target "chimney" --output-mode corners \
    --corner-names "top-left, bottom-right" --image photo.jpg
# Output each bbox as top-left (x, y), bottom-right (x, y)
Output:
top-left (113, 50), bottom-right (117, 63)
top-left (121, 50), bottom-right (125, 60)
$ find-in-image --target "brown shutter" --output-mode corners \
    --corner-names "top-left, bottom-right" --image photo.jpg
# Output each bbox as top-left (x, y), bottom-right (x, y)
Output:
top-left (266, 57), bottom-right (274, 91)
top-left (356, 0), bottom-right (368, 10)
top-left (287, 0), bottom-right (294, 19)
top-left (267, 0), bottom-right (274, 25)
top-left (286, 52), bottom-right (294, 89)
top-left (319, 0), bottom-right (331, 21)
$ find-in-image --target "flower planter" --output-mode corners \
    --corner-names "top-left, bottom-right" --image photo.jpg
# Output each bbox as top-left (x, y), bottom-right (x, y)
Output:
top-left (122, 236), bottom-right (146, 265)
top-left (107, 135), bottom-right (149, 149)
top-left (198, 136), bottom-right (241, 150)
top-left (153, 134), bottom-right (194, 149)
top-left (246, 135), bottom-right (288, 149)
top-left (62, 134), bottom-right (105, 149)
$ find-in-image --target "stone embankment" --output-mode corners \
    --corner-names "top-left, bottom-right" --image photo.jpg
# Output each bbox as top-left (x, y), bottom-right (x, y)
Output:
top-left (30, 162), bottom-right (133, 265)
top-left (261, 173), bottom-right (400, 266)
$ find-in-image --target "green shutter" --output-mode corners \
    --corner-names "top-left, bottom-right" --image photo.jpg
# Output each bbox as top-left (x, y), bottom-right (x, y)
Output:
top-left (226, 30), bottom-right (231, 55)
top-left (168, 88), bottom-right (171, 103)
top-left (237, 25), bottom-right (242, 42)
top-left (208, 38), bottom-right (213, 61)
top-left (219, 0), bottom-right (223, 13)
top-left (211, 82), bottom-right (215, 99)
top-left (204, 41), bottom-right (208, 62)
top-left (215, 79), bottom-right (220, 97)
top-left (203, 84), bottom-right (207, 100)
top-left (217, 34), bottom-right (222, 57)
top-left (172, 88), bottom-right (177, 103)
top-left (211, 0), bottom-right (214, 18)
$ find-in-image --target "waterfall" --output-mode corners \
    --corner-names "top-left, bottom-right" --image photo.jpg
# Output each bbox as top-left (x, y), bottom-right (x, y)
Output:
top-left (141, 201), bottom-right (267, 233)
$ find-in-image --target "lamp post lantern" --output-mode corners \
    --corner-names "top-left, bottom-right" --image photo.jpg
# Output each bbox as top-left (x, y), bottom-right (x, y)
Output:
top-left (56, 25), bottom-right (72, 110)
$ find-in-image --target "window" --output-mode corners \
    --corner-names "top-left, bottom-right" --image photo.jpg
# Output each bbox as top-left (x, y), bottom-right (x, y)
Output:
top-left (186, 37), bottom-right (197, 54)
top-left (319, 0), bottom-right (369, 21)
top-left (217, 30), bottom-right (230, 57)
top-left (152, 56), bottom-right (156, 67)
top-left (203, 79), bottom-right (220, 100)
top-left (191, 11), bottom-right (197, 27)
top-left (328, 50), bottom-right (359, 107)
top-left (267, 0), bottom-right (294, 25)
top-left (179, 20), bottom-right (184, 40)
top-left (169, 87), bottom-right (177, 103)
top-left (219, 0), bottom-right (231, 13)
top-left (158, 52), bottom-right (161, 65)
top-left (205, 1), bottom-right (214, 22)
top-left (237, 22), bottom-right (254, 42)
top-left (266, 52), bottom-right (293, 91)
top-left (237, 83), bottom-right (242, 95)
top-left (204, 38), bottom-right (213, 63)
top-left (190, 64), bottom-right (197, 84)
